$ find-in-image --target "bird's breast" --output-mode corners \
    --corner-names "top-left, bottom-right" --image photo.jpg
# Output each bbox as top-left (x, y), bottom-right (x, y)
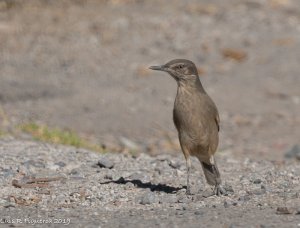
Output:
top-left (173, 92), bottom-right (201, 131)
top-left (173, 88), bottom-right (216, 137)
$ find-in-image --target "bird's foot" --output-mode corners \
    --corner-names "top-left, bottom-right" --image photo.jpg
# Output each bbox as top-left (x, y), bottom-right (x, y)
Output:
top-left (214, 184), bottom-right (227, 196)
top-left (186, 186), bottom-right (192, 195)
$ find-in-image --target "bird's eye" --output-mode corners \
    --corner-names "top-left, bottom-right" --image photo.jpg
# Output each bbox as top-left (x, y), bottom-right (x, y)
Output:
top-left (178, 65), bottom-right (184, 69)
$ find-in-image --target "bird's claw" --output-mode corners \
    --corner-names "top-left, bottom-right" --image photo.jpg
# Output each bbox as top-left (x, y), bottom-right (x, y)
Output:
top-left (186, 186), bottom-right (192, 195)
top-left (214, 184), bottom-right (227, 196)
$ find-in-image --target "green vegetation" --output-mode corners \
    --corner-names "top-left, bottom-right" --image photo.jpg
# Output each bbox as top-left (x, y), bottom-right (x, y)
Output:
top-left (0, 130), bottom-right (5, 137)
top-left (19, 123), bottom-right (104, 152)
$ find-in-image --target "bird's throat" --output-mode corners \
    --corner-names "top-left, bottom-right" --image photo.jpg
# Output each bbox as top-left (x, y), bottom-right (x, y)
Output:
top-left (177, 79), bottom-right (206, 95)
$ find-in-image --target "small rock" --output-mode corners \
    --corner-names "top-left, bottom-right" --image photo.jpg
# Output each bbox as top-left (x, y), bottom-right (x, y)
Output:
top-left (175, 211), bottom-right (184, 216)
top-left (177, 195), bottom-right (192, 203)
top-left (140, 192), bottom-right (157, 205)
top-left (0, 198), bottom-right (12, 208)
top-left (23, 160), bottom-right (45, 168)
top-left (155, 155), bottom-right (171, 162)
top-left (124, 182), bottom-right (134, 190)
top-left (120, 137), bottom-right (139, 150)
top-left (285, 145), bottom-right (300, 160)
top-left (55, 161), bottom-right (66, 168)
top-left (176, 188), bottom-right (187, 195)
top-left (238, 195), bottom-right (251, 202)
top-left (159, 194), bottom-right (178, 204)
top-left (224, 183), bottom-right (234, 194)
top-left (169, 160), bottom-right (181, 169)
top-left (47, 163), bottom-right (61, 171)
top-left (224, 200), bottom-right (238, 208)
top-left (91, 164), bottom-right (99, 168)
top-left (192, 194), bottom-right (204, 202)
top-left (70, 168), bottom-right (80, 175)
top-left (253, 179), bottom-right (262, 184)
top-left (104, 173), bottom-right (113, 180)
top-left (194, 211), bottom-right (204, 215)
top-left (224, 201), bottom-right (230, 208)
top-left (249, 187), bottom-right (266, 195)
top-left (201, 190), bottom-right (214, 198)
top-left (276, 207), bottom-right (292, 215)
top-left (97, 158), bottom-right (114, 169)
top-left (228, 224), bottom-right (238, 228)
top-left (3, 203), bottom-right (16, 208)
top-left (1, 169), bottom-right (14, 178)
top-left (128, 172), bottom-right (146, 181)
top-left (291, 192), bottom-right (299, 199)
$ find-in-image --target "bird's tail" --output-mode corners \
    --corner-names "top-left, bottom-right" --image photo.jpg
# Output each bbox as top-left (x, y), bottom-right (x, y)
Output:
top-left (201, 159), bottom-right (221, 186)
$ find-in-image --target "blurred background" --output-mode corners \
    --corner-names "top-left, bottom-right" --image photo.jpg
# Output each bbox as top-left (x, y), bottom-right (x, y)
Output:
top-left (0, 0), bottom-right (299, 159)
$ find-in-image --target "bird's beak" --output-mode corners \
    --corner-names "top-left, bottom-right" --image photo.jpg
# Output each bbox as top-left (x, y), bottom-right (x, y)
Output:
top-left (149, 65), bottom-right (166, 71)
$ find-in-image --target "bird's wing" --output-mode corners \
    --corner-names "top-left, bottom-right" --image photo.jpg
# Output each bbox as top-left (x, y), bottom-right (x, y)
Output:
top-left (215, 113), bottom-right (220, 132)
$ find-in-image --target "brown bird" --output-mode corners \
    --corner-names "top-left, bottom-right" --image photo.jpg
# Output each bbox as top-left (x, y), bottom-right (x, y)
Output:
top-left (150, 59), bottom-right (226, 195)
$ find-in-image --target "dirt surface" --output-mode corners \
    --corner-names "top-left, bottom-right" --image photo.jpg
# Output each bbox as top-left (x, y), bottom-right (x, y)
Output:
top-left (0, 0), bottom-right (299, 159)
top-left (0, 0), bottom-right (300, 227)
top-left (0, 139), bottom-right (299, 228)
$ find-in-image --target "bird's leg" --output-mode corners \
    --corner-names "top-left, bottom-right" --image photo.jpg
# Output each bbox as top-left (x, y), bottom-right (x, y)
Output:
top-left (186, 156), bottom-right (192, 195)
top-left (200, 156), bottom-right (227, 196)
top-left (211, 157), bottom-right (226, 196)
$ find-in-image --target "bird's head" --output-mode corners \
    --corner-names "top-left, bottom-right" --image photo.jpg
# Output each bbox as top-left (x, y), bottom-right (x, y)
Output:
top-left (149, 59), bottom-right (199, 84)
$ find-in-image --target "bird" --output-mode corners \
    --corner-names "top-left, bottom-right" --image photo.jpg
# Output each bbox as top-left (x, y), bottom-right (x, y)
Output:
top-left (149, 59), bottom-right (226, 195)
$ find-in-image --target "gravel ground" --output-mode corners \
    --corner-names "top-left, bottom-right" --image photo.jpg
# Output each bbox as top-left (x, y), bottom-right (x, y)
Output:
top-left (0, 139), bottom-right (299, 227)
top-left (0, 0), bottom-right (300, 227)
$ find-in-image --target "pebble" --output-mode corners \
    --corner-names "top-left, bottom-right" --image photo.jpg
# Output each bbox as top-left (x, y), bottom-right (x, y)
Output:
top-left (224, 200), bottom-right (238, 208)
top-left (224, 184), bottom-right (234, 194)
top-left (70, 168), bottom-right (81, 175)
top-left (104, 173), bottom-right (113, 180)
top-left (55, 161), bottom-right (66, 168)
top-left (124, 182), bottom-right (134, 190)
top-left (23, 159), bottom-right (45, 168)
top-left (1, 168), bottom-right (14, 178)
top-left (128, 172), bottom-right (146, 181)
top-left (47, 163), bottom-right (61, 171)
top-left (285, 145), bottom-right (300, 160)
top-left (177, 195), bottom-right (192, 203)
top-left (169, 160), bottom-right (181, 169)
top-left (249, 187), bottom-right (266, 195)
top-left (253, 179), bottom-right (262, 184)
top-left (228, 224), bottom-right (238, 228)
top-left (120, 137), bottom-right (139, 151)
top-left (276, 207), bottom-right (292, 215)
top-left (194, 211), bottom-right (204, 215)
top-left (175, 211), bottom-right (185, 216)
top-left (159, 194), bottom-right (178, 204)
top-left (139, 192), bottom-right (158, 205)
top-left (238, 195), bottom-right (251, 202)
top-left (97, 158), bottom-right (114, 169)
top-left (3, 203), bottom-right (16, 208)
top-left (224, 201), bottom-right (230, 208)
